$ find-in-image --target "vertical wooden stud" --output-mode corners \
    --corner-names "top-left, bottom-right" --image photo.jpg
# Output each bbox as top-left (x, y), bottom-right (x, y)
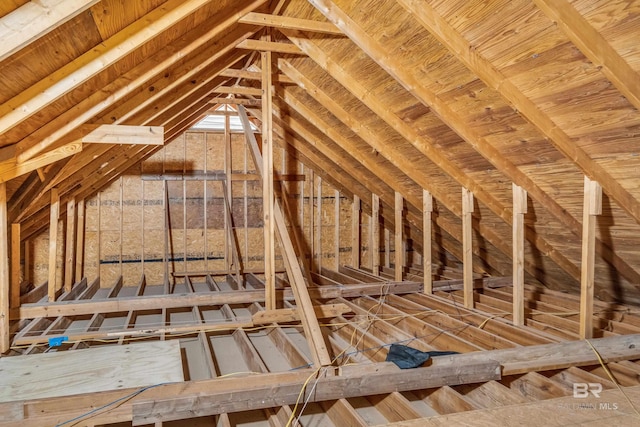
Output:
top-left (262, 48), bottom-right (276, 310)
top-left (309, 170), bottom-right (315, 272)
top-left (512, 184), bottom-right (528, 326)
top-left (224, 105), bottom-right (233, 272)
top-left (462, 187), bottom-right (474, 309)
top-left (75, 199), bottom-right (85, 282)
top-left (371, 193), bottom-right (380, 276)
top-left (395, 191), bottom-right (403, 282)
top-left (10, 223), bottom-right (20, 308)
top-left (384, 228), bottom-right (390, 269)
top-left (315, 177), bottom-right (322, 273)
top-left (352, 195), bottom-right (360, 268)
top-left (64, 197), bottom-right (76, 292)
top-left (334, 189), bottom-right (340, 269)
top-left (0, 183), bottom-right (8, 353)
top-left (423, 190), bottom-right (433, 294)
top-left (580, 176), bottom-right (602, 339)
top-left (48, 188), bottom-right (60, 301)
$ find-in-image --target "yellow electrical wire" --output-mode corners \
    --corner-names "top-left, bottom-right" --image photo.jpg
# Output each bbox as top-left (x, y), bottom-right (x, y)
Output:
top-left (585, 339), bottom-right (640, 419)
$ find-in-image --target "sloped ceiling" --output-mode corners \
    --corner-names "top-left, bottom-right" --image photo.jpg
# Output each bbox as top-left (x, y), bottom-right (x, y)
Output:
top-left (1, 0), bottom-right (640, 304)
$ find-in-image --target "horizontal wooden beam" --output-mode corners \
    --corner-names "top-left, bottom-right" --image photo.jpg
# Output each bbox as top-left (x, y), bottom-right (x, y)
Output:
top-left (219, 68), bottom-right (294, 83)
top-left (238, 12), bottom-right (342, 35)
top-left (82, 125), bottom-right (164, 145)
top-left (210, 97), bottom-right (262, 106)
top-left (10, 281), bottom-right (423, 320)
top-left (0, 0), bottom-right (100, 63)
top-left (134, 357), bottom-right (500, 424)
top-left (252, 303), bottom-right (351, 324)
top-left (141, 172), bottom-right (305, 181)
top-left (237, 39), bottom-right (303, 54)
top-left (3, 334), bottom-right (637, 426)
top-left (215, 86), bottom-right (263, 96)
top-left (0, 141), bottom-right (82, 184)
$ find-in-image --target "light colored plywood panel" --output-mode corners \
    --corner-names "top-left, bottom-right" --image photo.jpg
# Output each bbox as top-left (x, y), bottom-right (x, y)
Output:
top-left (0, 341), bottom-right (183, 402)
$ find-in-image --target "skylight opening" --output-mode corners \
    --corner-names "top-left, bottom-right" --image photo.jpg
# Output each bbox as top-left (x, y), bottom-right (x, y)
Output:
top-left (190, 104), bottom-right (257, 131)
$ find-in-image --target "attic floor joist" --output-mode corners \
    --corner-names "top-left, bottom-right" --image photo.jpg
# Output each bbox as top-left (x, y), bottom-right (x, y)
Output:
top-left (3, 268), bottom-right (640, 426)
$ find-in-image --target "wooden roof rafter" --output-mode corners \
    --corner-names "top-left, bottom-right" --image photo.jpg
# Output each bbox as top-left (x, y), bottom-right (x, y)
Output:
top-left (392, 0), bottom-right (640, 228)
top-left (0, 0), bottom-right (100, 63)
top-left (532, 0), bottom-right (640, 112)
top-left (1, 0), bottom-right (223, 161)
top-left (277, 33), bottom-right (578, 287)
top-left (305, 0), bottom-right (640, 287)
top-left (246, 105), bottom-right (460, 270)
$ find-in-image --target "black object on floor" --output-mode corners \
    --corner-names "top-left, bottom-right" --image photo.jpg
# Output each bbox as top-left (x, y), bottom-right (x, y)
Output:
top-left (385, 344), bottom-right (459, 369)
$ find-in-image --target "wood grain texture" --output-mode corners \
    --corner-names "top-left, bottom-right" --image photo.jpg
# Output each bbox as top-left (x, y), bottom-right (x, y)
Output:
top-left (0, 341), bottom-right (184, 402)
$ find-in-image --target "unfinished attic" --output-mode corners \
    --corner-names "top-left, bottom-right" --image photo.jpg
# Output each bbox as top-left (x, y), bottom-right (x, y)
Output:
top-left (2, 0), bottom-right (640, 425)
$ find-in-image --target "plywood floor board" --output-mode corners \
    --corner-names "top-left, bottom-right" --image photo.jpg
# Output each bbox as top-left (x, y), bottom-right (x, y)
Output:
top-left (0, 341), bottom-right (184, 402)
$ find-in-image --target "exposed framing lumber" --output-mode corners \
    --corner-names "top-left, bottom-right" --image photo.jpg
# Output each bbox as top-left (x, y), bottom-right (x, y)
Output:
top-left (512, 184), bottom-right (528, 326)
top-left (262, 46), bottom-right (276, 310)
top-left (216, 86), bottom-right (263, 96)
top-left (309, 170), bottom-right (316, 272)
top-left (276, 51), bottom-right (551, 282)
top-left (580, 177), bottom-right (602, 339)
top-left (396, 0), bottom-right (640, 232)
top-left (352, 195), bottom-right (360, 268)
top-left (423, 189), bottom-right (432, 294)
top-left (219, 68), bottom-right (293, 83)
top-left (0, 141), bottom-right (82, 184)
top-left (47, 189), bottom-right (60, 302)
top-left (236, 39), bottom-right (303, 54)
top-left (316, 176), bottom-right (323, 272)
top-left (211, 97), bottom-right (262, 106)
top-left (259, 104), bottom-right (472, 277)
top-left (10, 223), bottom-right (20, 309)
top-left (82, 125), bottom-right (164, 145)
top-left (532, 0), bottom-right (640, 112)
top-left (394, 191), bottom-right (403, 282)
top-left (462, 188), bottom-right (474, 309)
top-left (239, 105), bottom-right (331, 367)
top-left (304, 1), bottom-right (637, 286)
top-left (9, 280), bottom-right (422, 321)
top-left (238, 12), bottom-right (342, 35)
top-left (0, 183), bottom-right (8, 353)
top-left (133, 358), bottom-right (500, 425)
top-left (74, 199), bottom-right (85, 281)
top-left (17, 11), bottom-right (256, 163)
top-left (0, 0), bottom-right (100, 63)
top-left (372, 193), bottom-right (380, 275)
top-left (63, 198), bottom-right (76, 292)
top-left (9, 0), bottom-right (218, 162)
top-left (334, 189), bottom-right (340, 269)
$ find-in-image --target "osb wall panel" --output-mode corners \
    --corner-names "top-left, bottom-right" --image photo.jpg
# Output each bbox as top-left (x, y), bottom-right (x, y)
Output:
top-left (30, 129), bottom-right (366, 288)
top-left (30, 219), bottom-right (64, 288)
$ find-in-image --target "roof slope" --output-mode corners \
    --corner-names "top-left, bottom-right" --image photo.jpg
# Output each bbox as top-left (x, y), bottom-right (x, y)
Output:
top-left (1, 0), bottom-right (640, 303)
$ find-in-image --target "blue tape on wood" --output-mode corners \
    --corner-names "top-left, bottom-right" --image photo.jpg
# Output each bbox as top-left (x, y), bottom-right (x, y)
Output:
top-left (48, 336), bottom-right (69, 347)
